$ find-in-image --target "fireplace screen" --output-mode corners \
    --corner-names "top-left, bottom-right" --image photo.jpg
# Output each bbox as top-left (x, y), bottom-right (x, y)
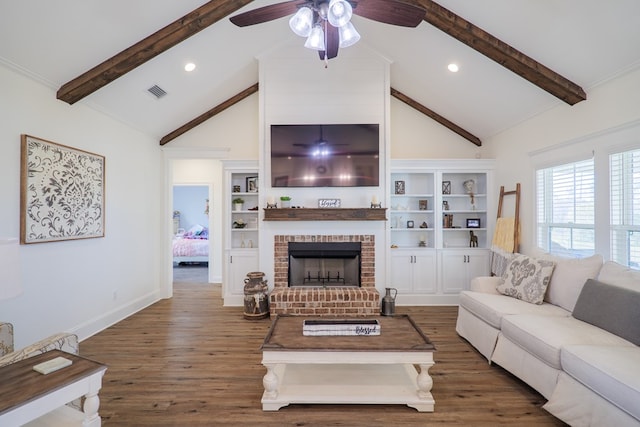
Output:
top-left (288, 242), bottom-right (361, 287)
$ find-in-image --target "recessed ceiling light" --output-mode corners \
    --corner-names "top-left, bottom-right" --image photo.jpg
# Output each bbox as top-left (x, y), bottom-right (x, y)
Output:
top-left (184, 62), bottom-right (196, 72)
top-left (448, 63), bottom-right (459, 73)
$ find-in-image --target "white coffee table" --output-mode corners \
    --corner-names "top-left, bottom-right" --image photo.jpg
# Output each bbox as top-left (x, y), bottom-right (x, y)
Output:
top-left (261, 315), bottom-right (435, 412)
top-left (0, 350), bottom-right (107, 426)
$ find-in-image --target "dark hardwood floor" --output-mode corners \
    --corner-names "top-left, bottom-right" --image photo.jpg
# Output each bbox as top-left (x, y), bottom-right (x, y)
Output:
top-left (80, 283), bottom-right (565, 426)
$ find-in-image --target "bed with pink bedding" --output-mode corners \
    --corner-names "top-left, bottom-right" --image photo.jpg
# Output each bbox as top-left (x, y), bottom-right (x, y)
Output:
top-left (173, 226), bottom-right (209, 264)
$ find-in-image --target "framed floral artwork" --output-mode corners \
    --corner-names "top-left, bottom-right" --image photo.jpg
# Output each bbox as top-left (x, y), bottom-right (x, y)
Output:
top-left (20, 135), bottom-right (105, 244)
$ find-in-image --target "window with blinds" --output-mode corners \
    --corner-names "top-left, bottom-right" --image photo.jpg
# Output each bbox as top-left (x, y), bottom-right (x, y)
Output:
top-left (536, 159), bottom-right (595, 257)
top-left (610, 148), bottom-right (640, 269)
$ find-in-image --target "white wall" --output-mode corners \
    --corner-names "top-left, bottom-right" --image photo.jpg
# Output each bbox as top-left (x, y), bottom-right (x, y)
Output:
top-left (390, 98), bottom-right (483, 159)
top-left (167, 95), bottom-right (260, 157)
top-left (484, 67), bottom-right (640, 254)
top-left (173, 185), bottom-right (209, 232)
top-left (0, 64), bottom-right (164, 348)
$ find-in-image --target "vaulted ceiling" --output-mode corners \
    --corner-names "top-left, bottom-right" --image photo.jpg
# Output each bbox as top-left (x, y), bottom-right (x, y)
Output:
top-left (1, 1), bottom-right (639, 146)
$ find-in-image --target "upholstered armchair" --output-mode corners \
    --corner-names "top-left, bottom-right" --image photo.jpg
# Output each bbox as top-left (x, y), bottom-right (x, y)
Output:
top-left (0, 321), bottom-right (78, 368)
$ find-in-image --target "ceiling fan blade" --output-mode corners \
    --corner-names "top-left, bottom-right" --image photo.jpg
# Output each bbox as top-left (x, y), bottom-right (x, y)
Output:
top-left (318, 23), bottom-right (340, 60)
top-left (353, 0), bottom-right (426, 27)
top-left (326, 23), bottom-right (339, 59)
top-left (230, 1), bottom-right (301, 27)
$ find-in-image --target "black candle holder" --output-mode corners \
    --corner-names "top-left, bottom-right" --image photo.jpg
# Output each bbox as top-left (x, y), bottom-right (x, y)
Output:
top-left (370, 202), bottom-right (382, 209)
top-left (266, 203), bottom-right (278, 209)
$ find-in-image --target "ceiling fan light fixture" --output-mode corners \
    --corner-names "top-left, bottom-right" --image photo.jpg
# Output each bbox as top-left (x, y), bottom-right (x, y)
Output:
top-left (289, 7), bottom-right (313, 37)
top-left (327, 0), bottom-right (352, 28)
top-left (304, 24), bottom-right (326, 51)
top-left (338, 21), bottom-right (360, 48)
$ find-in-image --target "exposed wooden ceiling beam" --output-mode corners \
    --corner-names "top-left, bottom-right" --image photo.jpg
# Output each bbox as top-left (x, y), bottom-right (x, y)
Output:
top-left (391, 87), bottom-right (481, 146)
top-left (160, 83), bottom-right (259, 146)
top-left (408, 0), bottom-right (586, 105)
top-left (57, 0), bottom-right (254, 104)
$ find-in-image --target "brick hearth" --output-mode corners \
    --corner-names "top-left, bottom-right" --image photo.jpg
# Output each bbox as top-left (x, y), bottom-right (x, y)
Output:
top-left (270, 234), bottom-right (380, 316)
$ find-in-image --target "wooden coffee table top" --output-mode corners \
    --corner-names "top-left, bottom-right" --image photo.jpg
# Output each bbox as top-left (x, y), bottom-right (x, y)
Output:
top-left (0, 350), bottom-right (107, 415)
top-left (262, 315), bottom-right (435, 352)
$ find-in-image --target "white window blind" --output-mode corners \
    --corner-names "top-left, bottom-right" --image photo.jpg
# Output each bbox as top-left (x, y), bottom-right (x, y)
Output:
top-left (610, 148), bottom-right (640, 269)
top-left (536, 159), bottom-right (595, 257)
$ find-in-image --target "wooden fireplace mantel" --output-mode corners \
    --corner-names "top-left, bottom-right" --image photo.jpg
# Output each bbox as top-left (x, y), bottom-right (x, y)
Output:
top-left (263, 208), bottom-right (387, 221)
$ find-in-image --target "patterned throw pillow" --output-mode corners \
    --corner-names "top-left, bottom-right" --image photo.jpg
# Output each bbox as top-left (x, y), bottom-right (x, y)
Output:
top-left (496, 254), bottom-right (556, 304)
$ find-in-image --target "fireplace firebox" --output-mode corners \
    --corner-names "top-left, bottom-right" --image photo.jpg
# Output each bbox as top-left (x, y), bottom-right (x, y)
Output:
top-left (288, 242), bottom-right (361, 287)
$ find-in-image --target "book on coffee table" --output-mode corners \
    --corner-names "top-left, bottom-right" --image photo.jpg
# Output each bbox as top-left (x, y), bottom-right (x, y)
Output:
top-left (302, 319), bottom-right (380, 336)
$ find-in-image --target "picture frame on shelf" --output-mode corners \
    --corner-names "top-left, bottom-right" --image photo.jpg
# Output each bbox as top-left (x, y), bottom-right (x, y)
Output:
top-left (419, 200), bottom-right (428, 210)
top-left (442, 180), bottom-right (451, 195)
top-left (246, 176), bottom-right (258, 193)
top-left (20, 134), bottom-right (105, 244)
top-left (407, 220), bottom-right (414, 229)
top-left (466, 218), bottom-right (481, 228)
top-left (394, 180), bottom-right (405, 194)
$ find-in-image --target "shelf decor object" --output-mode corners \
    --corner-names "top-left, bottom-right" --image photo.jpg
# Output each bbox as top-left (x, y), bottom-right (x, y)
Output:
top-left (20, 134), bottom-right (105, 244)
top-left (442, 181), bottom-right (451, 195)
top-left (466, 218), bottom-right (481, 228)
top-left (246, 176), bottom-right (258, 193)
top-left (318, 198), bottom-right (341, 208)
top-left (302, 319), bottom-right (380, 336)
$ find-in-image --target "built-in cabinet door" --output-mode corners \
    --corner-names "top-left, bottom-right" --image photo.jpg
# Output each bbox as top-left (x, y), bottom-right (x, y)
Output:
top-left (412, 251), bottom-right (437, 293)
top-left (227, 249), bottom-right (259, 296)
top-left (389, 250), bottom-right (415, 293)
top-left (440, 249), bottom-right (489, 294)
top-left (389, 249), bottom-right (437, 294)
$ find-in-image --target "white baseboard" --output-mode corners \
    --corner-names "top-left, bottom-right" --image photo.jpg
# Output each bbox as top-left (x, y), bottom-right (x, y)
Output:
top-left (395, 294), bottom-right (460, 306)
top-left (223, 294), bottom-right (244, 307)
top-left (73, 290), bottom-right (162, 342)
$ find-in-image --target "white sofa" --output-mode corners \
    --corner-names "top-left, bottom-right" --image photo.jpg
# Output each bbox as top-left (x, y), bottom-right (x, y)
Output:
top-left (0, 321), bottom-right (78, 367)
top-left (456, 255), bottom-right (640, 427)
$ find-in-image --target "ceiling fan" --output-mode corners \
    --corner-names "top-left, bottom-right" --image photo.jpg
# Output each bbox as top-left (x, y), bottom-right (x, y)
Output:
top-left (230, 0), bottom-right (426, 61)
top-left (292, 125), bottom-right (345, 150)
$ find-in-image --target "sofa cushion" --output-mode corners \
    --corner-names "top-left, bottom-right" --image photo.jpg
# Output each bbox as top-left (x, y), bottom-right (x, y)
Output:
top-left (572, 279), bottom-right (640, 346)
top-left (561, 345), bottom-right (640, 421)
top-left (0, 322), bottom-right (14, 356)
top-left (540, 253), bottom-right (603, 311)
top-left (496, 254), bottom-right (555, 304)
top-left (459, 291), bottom-right (570, 329)
top-left (598, 261), bottom-right (640, 290)
top-left (500, 315), bottom-right (635, 369)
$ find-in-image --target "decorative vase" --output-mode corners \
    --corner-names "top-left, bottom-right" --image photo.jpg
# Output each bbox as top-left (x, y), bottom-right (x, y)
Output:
top-left (243, 271), bottom-right (269, 320)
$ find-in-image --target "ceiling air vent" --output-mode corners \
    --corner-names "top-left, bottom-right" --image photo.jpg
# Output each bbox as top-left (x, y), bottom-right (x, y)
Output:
top-left (147, 84), bottom-right (167, 99)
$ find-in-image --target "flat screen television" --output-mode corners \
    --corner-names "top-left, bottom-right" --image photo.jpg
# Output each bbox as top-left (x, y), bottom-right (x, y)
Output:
top-left (270, 124), bottom-right (380, 187)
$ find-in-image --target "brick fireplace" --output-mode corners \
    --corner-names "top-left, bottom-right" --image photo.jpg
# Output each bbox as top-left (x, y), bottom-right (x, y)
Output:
top-left (270, 234), bottom-right (380, 316)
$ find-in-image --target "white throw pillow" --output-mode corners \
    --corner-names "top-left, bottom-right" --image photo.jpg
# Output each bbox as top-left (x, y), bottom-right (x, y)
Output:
top-left (496, 254), bottom-right (556, 304)
top-left (540, 254), bottom-right (604, 311)
top-left (539, 254), bottom-right (604, 311)
top-left (597, 261), bottom-right (640, 290)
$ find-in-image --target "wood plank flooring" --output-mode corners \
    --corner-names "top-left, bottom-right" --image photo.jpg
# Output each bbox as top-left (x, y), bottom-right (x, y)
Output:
top-left (81, 284), bottom-right (566, 426)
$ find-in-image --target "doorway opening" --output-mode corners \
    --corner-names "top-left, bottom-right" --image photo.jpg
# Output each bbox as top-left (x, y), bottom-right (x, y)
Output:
top-left (172, 184), bottom-right (210, 284)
